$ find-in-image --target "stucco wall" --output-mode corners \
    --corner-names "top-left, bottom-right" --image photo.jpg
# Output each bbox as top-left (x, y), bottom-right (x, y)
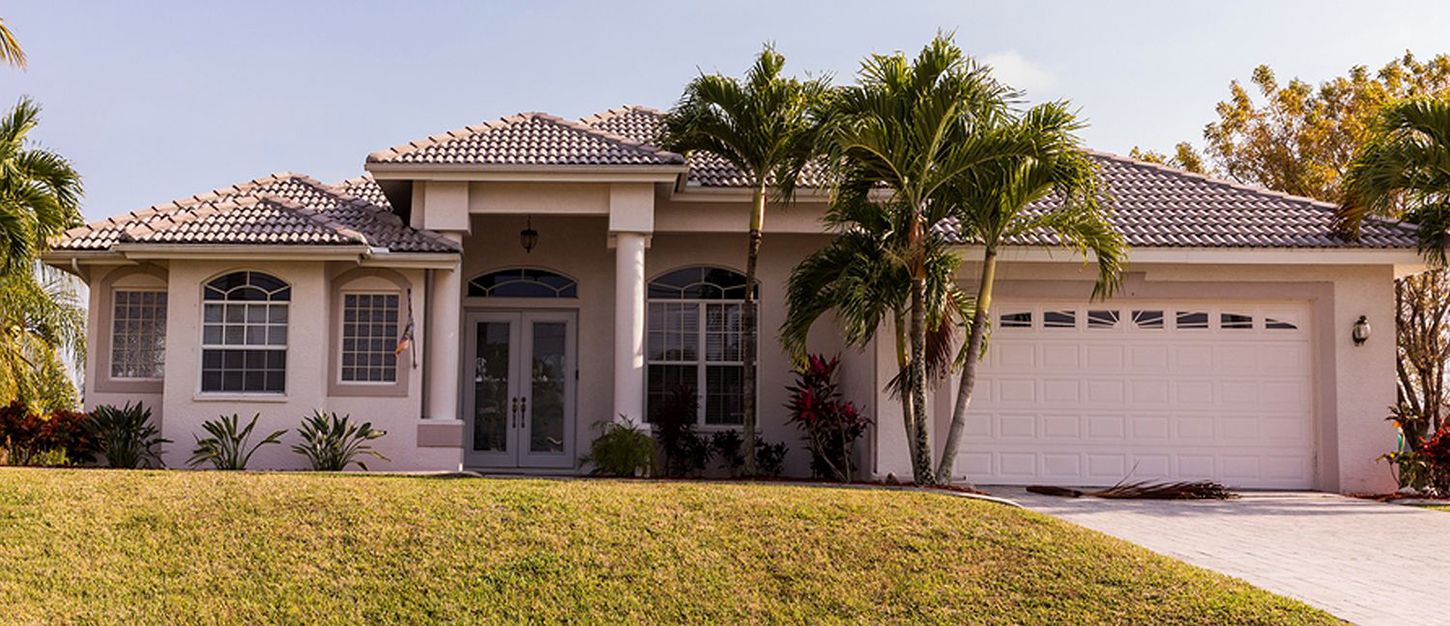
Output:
top-left (870, 261), bottom-right (1399, 493)
top-left (94, 259), bottom-right (452, 471)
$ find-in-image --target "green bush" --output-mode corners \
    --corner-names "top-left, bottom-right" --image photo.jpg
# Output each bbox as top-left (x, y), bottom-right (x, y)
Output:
top-left (710, 430), bottom-right (789, 478)
top-left (87, 402), bottom-right (169, 468)
top-left (584, 418), bottom-right (654, 477)
top-left (188, 413), bottom-right (286, 470)
top-left (651, 386), bottom-right (711, 477)
top-left (291, 410), bottom-right (388, 471)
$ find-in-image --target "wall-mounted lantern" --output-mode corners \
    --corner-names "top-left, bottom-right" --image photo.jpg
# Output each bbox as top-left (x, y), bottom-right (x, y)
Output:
top-left (520, 216), bottom-right (539, 254)
top-left (1352, 315), bottom-right (1371, 346)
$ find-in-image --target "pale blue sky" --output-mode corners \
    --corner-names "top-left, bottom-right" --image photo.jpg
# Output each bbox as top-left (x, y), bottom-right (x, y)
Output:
top-left (5, 1), bottom-right (1450, 221)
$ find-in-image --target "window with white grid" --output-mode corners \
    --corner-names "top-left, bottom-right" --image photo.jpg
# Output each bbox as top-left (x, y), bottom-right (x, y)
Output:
top-left (645, 267), bottom-right (753, 426)
top-left (341, 292), bottom-right (399, 383)
top-left (110, 290), bottom-right (167, 379)
top-left (200, 271), bottom-right (289, 394)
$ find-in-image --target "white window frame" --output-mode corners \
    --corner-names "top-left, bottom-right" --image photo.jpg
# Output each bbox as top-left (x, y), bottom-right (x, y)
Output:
top-left (109, 288), bottom-right (168, 381)
top-left (198, 272), bottom-right (290, 396)
top-left (646, 298), bottom-right (752, 428)
top-left (337, 289), bottom-right (401, 385)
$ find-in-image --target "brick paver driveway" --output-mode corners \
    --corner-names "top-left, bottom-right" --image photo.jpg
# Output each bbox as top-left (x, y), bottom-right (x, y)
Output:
top-left (991, 488), bottom-right (1450, 625)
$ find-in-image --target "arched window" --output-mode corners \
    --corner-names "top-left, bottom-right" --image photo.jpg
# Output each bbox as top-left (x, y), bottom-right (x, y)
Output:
top-left (200, 271), bottom-right (289, 393)
top-left (468, 268), bottom-right (577, 298)
top-left (646, 267), bottom-right (753, 426)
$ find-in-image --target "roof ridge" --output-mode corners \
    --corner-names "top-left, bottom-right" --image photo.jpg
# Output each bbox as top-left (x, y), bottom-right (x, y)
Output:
top-left (314, 177), bottom-right (460, 251)
top-left (259, 192), bottom-right (373, 246)
top-left (1085, 149), bottom-right (1420, 237)
top-left (578, 104), bottom-right (664, 127)
top-left (366, 110), bottom-right (684, 164)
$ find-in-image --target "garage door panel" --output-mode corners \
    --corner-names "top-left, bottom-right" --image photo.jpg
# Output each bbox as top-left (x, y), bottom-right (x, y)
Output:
top-left (961, 301), bottom-right (1316, 489)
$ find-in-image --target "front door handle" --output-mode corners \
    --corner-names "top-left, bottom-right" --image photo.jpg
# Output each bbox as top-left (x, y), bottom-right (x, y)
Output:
top-left (518, 396), bottom-right (527, 429)
top-left (510, 397), bottom-right (519, 427)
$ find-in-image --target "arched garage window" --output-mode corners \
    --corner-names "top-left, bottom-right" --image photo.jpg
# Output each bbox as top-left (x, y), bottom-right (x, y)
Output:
top-left (647, 267), bottom-right (753, 426)
top-left (468, 268), bottom-right (577, 298)
top-left (201, 271), bottom-right (289, 393)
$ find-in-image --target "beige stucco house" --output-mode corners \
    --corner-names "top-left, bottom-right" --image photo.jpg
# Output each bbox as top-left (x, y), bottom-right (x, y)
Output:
top-left (44, 106), bottom-right (1424, 492)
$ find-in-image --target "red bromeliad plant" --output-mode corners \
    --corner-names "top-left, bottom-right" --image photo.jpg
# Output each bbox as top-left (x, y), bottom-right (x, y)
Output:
top-left (1422, 422), bottom-right (1450, 493)
top-left (0, 400), bottom-right (93, 465)
top-left (786, 354), bottom-right (870, 482)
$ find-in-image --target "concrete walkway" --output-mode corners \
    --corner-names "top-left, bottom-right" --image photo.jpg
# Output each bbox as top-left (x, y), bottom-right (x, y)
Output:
top-left (990, 488), bottom-right (1450, 625)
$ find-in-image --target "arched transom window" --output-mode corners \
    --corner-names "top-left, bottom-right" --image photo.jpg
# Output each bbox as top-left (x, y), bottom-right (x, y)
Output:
top-left (646, 267), bottom-right (753, 426)
top-left (201, 271), bottom-right (289, 393)
top-left (468, 268), bottom-right (578, 298)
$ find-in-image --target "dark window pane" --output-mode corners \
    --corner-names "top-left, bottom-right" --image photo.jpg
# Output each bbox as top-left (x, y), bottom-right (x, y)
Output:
top-left (1087, 310), bottom-right (1120, 329)
top-left (468, 268), bottom-right (578, 298)
top-left (1000, 312), bottom-right (1032, 328)
top-left (1266, 318), bottom-right (1298, 330)
top-left (1221, 313), bottom-right (1254, 329)
top-left (1133, 310), bottom-right (1165, 329)
top-left (1044, 310), bottom-right (1076, 328)
top-left (1175, 311), bottom-right (1209, 329)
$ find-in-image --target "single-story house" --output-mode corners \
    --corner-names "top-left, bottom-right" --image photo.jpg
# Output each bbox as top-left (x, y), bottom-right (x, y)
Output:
top-left (45, 106), bottom-right (1423, 492)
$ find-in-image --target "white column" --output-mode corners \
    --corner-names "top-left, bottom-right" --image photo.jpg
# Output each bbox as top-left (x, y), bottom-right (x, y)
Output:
top-left (426, 253), bottom-right (463, 422)
top-left (613, 232), bottom-right (648, 423)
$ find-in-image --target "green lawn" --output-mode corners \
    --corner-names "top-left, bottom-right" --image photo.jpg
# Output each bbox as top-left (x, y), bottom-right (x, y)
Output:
top-left (0, 469), bottom-right (1331, 625)
top-left (1425, 504), bottom-right (1450, 512)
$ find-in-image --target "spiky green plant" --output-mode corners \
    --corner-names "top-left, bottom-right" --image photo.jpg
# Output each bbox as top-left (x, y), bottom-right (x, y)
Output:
top-left (290, 410), bottom-right (388, 471)
top-left (1339, 97), bottom-right (1450, 265)
top-left (188, 413), bottom-right (285, 470)
top-left (87, 402), bottom-right (169, 468)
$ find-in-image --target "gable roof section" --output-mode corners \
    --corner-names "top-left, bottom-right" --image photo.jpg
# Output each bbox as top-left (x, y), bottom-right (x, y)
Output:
top-left (366, 112), bottom-right (684, 167)
top-left (584, 105), bottom-right (1416, 249)
top-left (53, 173), bottom-right (457, 253)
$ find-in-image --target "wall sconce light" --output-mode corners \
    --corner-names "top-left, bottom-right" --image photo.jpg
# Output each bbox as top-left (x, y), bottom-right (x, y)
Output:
top-left (1352, 315), bottom-right (1371, 346)
top-left (520, 216), bottom-right (539, 253)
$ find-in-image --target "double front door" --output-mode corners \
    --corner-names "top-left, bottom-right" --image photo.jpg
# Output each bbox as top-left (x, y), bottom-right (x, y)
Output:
top-left (463, 310), bottom-right (576, 469)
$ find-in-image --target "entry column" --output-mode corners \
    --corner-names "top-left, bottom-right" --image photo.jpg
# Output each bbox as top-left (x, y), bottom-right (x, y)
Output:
top-left (612, 231), bottom-right (648, 423)
top-left (426, 235), bottom-right (464, 422)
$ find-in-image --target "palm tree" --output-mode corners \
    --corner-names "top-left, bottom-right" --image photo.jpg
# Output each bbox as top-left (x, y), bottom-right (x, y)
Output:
top-left (933, 103), bottom-right (1124, 483)
top-left (0, 97), bottom-right (83, 274)
top-left (659, 45), bottom-right (830, 474)
top-left (781, 187), bottom-right (967, 476)
top-left (0, 17), bottom-right (25, 69)
top-left (0, 263), bottom-right (85, 410)
top-left (1338, 97), bottom-right (1450, 265)
top-left (821, 35), bottom-right (1030, 483)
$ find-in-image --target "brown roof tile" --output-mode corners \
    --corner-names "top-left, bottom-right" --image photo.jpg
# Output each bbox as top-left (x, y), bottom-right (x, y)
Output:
top-left (366, 112), bottom-right (684, 166)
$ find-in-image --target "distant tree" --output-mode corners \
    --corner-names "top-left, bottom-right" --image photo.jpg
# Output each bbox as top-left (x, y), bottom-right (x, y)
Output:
top-left (1128, 143), bottom-right (1209, 174)
top-left (1195, 53), bottom-right (1450, 201)
top-left (0, 263), bottom-right (85, 410)
top-left (0, 17), bottom-right (24, 69)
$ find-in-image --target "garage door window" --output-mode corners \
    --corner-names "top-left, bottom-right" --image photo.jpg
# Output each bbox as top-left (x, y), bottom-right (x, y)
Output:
top-left (1000, 312), bottom-right (1032, 328)
top-left (1221, 312), bottom-right (1254, 329)
top-left (1132, 310), bottom-right (1164, 329)
top-left (1043, 310), bottom-right (1076, 328)
top-left (1175, 311), bottom-right (1210, 329)
top-left (1087, 310), bottom-right (1120, 329)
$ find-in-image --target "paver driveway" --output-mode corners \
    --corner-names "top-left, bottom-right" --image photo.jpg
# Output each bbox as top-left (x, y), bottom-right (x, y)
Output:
top-left (992, 488), bottom-right (1450, 625)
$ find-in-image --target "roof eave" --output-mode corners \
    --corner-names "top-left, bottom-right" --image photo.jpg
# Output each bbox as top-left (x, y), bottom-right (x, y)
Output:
top-left (365, 162), bottom-right (688, 184)
top-left (952, 244), bottom-right (1425, 266)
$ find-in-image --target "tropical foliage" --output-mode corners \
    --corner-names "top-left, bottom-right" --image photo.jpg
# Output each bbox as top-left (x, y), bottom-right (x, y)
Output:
top-left (0, 17), bottom-right (23, 69)
top-left (188, 413), bottom-right (286, 470)
top-left (659, 45), bottom-right (830, 475)
top-left (583, 418), bottom-right (655, 477)
top-left (0, 96), bottom-right (85, 410)
top-left (0, 398), bottom-right (91, 465)
top-left (290, 410), bottom-right (387, 471)
top-left (796, 34), bottom-right (1119, 484)
top-left (87, 401), bottom-right (169, 468)
top-left (1339, 98), bottom-right (1450, 264)
top-left (649, 385), bottom-right (711, 477)
top-left (785, 354), bottom-right (869, 482)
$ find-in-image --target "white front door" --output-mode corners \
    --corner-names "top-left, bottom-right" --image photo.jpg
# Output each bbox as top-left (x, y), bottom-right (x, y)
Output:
top-left (463, 310), bottom-right (577, 469)
top-left (956, 301), bottom-right (1316, 489)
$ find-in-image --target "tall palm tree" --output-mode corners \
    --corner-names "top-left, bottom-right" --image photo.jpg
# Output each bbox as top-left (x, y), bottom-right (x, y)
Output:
top-left (660, 45), bottom-right (830, 474)
top-left (781, 186), bottom-right (967, 475)
top-left (821, 35), bottom-right (1030, 483)
top-left (1338, 97), bottom-right (1450, 265)
top-left (933, 103), bottom-right (1125, 483)
top-left (0, 97), bottom-right (82, 274)
top-left (0, 263), bottom-right (85, 410)
top-left (0, 17), bottom-right (25, 69)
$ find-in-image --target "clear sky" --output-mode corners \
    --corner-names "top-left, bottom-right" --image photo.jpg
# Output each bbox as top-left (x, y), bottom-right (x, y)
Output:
top-left (5, 0), bottom-right (1450, 221)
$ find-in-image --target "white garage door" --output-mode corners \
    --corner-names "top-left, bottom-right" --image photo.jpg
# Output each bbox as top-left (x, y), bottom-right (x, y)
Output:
top-left (957, 301), bottom-right (1315, 489)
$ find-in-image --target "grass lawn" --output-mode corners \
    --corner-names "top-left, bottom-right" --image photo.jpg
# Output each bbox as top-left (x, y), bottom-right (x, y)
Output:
top-left (0, 469), bottom-right (1331, 624)
top-left (1425, 504), bottom-right (1450, 512)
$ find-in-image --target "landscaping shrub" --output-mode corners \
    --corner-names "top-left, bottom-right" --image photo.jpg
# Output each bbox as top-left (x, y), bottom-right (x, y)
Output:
top-left (786, 354), bottom-right (870, 482)
top-left (291, 410), bottom-right (388, 471)
top-left (710, 429), bottom-right (788, 478)
top-left (87, 402), bottom-right (169, 468)
top-left (1422, 421), bottom-right (1450, 493)
top-left (0, 399), bottom-right (93, 466)
top-left (583, 418), bottom-right (654, 477)
top-left (188, 413), bottom-right (286, 470)
top-left (651, 385), bottom-right (712, 477)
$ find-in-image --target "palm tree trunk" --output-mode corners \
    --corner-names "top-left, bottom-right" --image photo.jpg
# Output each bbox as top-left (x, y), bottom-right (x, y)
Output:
top-left (740, 185), bottom-right (766, 476)
top-left (893, 309), bottom-right (920, 475)
top-left (937, 248), bottom-right (998, 483)
top-left (906, 212), bottom-right (934, 484)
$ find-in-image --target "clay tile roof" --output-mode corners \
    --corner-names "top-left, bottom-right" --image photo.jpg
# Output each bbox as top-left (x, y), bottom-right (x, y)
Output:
top-left (366, 111), bottom-right (684, 166)
top-left (584, 106), bottom-right (1417, 249)
top-left (53, 172), bottom-right (458, 253)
